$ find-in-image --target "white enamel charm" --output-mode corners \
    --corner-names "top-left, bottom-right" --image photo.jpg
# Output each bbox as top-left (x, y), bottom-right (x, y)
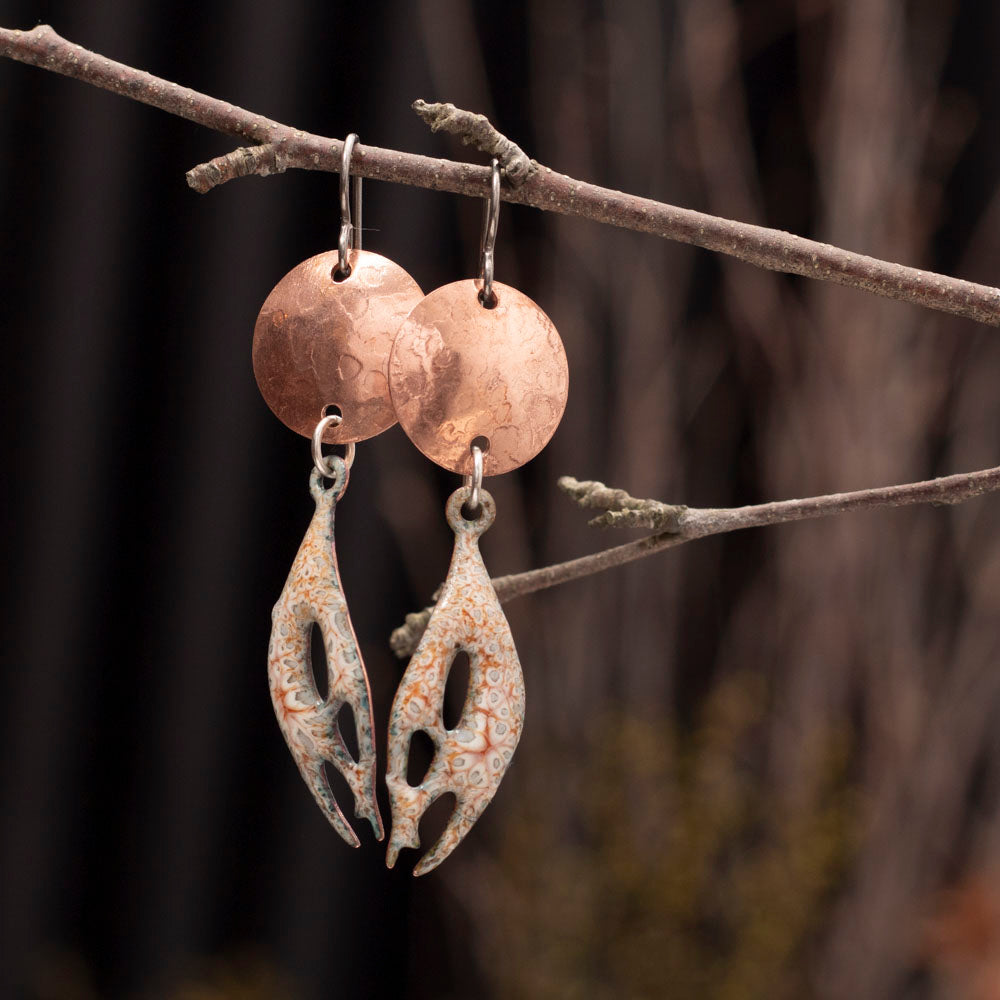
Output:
top-left (268, 457), bottom-right (383, 846)
top-left (385, 487), bottom-right (525, 875)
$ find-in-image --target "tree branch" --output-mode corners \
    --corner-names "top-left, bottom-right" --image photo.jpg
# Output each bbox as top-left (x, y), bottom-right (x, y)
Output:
top-left (4, 25), bottom-right (1000, 658)
top-left (2, 24), bottom-right (1000, 326)
top-left (389, 464), bottom-right (1000, 657)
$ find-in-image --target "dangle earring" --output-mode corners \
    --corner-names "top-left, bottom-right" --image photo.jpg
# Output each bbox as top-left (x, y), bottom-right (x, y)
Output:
top-left (253, 135), bottom-right (424, 847)
top-left (385, 160), bottom-right (569, 874)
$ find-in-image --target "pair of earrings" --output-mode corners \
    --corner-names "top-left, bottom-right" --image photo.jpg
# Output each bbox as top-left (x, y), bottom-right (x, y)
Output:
top-left (253, 136), bottom-right (569, 875)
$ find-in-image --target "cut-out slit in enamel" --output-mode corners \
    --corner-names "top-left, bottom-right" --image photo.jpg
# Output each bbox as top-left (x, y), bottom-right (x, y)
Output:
top-left (309, 622), bottom-right (329, 701)
top-left (324, 761), bottom-right (359, 827)
top-left (418, 792), bottom-right (458, 855)
top-left (385, 487), bottom-right (524, 876)
top-left (443, 651), bottom-right (471, 730)
top-left (337, 703), bottom-right (359, 763)
top-left (406, 730), bottom-right (435, 788)
top-left (268, 458), bottom-right (383, 846)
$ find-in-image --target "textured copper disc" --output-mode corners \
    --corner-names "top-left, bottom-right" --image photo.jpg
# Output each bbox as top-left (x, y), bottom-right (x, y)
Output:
top-left (253, 249), bottom-right (423, 443)
top-left (388, 279), bottom-right (569, 475)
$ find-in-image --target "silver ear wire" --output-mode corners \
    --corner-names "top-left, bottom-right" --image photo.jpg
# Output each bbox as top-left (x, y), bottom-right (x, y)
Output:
top-left (338, 133), bottom-right (362, 275)
top-left (478, 158), bottom-right (500, 306)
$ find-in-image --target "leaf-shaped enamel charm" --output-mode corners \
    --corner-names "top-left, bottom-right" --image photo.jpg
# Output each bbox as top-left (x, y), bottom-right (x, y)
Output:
top-left (386, 487), bottom-right (524, 875)
top-left (268, 458), bottom-right (383, 846)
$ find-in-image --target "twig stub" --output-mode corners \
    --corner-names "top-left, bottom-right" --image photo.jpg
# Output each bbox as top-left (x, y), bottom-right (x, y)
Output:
top-left (412, 99), bottom-right (535, 186)
top-left (389, 607), bottom-right (435, 661)
top-left (185, 143), bottom-right (287, 194)
top-left (558, 476), bottom-right (688, 531)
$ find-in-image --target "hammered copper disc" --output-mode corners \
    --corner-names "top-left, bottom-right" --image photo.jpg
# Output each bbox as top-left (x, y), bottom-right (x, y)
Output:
top-left (388, 279), bottom-right (569, 475)
top-left (253, 249), bottom-right (424, 443)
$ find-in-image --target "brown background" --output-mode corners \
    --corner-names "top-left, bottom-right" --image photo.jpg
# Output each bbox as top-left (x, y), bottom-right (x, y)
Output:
top-left (2, 2), bottom-right (1000, 997)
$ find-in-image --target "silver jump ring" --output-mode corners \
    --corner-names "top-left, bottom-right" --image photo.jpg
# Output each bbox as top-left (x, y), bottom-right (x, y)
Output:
top-left (478, 158), bottom-right (500, 306)
top-left (463, 443), bottom-right (484, 512)
top-left (338, 133), bottom-right (362, 275)
top-left (312, 413), bottom-right (356, 476)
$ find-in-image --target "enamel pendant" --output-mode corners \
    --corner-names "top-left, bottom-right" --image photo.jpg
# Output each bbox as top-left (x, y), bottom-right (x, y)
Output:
top-left (386, 487), bottom-right (524, 875)
top-left (268, 458), bottom-right (383, 846)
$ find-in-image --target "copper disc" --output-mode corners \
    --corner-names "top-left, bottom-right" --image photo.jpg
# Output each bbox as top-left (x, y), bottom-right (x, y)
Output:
top-left (253, 249), bottom-right (424, 443)
top-left (388, 279), bottom-right (569, 475)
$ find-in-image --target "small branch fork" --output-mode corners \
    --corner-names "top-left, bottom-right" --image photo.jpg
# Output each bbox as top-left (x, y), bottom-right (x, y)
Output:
top-left (3, 24), bottom-right (1000, 656)
top-left (188, 143), bottom-right (288, 192)
top-left (389, 465), bottom-right (1000, 657)
top-left (3, 24), bottom-right (1000, 325)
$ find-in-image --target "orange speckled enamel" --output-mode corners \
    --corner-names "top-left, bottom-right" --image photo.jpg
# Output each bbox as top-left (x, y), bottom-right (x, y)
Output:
top-left (386, 487), bottom-right (524, 875)
top-left (268, 458), bottom-right (383, 847)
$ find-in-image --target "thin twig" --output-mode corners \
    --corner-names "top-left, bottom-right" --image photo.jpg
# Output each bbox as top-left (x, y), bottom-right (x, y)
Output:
top-left (390, 464), bottom-right (1000, 656)
top-left (2, 24), bottom-right (1000, 326)
top-left (411, 99), bottom-right (535, 185)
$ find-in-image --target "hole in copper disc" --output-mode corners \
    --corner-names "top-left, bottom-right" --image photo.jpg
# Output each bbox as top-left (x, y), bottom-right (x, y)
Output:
top-left (332, 264), bottom-right (352, 282)
top-left (322, 402), bottom-right (343, 421)
top-left (477, 287), bottom-right (498, 309)
top-left (470, 435), bottom-right (491, 454)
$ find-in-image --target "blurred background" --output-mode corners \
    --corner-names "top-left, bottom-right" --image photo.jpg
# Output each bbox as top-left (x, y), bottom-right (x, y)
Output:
top-left (3, 1), bottom-right (1000, 997)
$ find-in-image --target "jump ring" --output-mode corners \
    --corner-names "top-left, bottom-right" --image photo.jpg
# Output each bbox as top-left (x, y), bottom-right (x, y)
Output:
top-left (312, 413), bottom-right (356, 476)
top-left (464, 442), bottom-right (484, 513)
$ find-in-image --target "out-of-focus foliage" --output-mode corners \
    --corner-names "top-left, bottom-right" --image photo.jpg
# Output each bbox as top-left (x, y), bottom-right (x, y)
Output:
top-left (472, 675), bottom-right (856, 999)
top-left (24, 949), bottom-right (299, 1000)
top-left (165, 952), bottom-right (297, 1000)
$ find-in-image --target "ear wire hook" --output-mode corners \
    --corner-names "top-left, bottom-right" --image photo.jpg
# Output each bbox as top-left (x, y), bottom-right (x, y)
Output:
top-left (478, 158), bottom-right (500, 307)
top-left (338, 133), bottom-right (362, 277)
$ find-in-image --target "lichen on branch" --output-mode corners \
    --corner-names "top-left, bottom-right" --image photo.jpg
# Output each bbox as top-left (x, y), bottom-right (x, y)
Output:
top-left (557, 476), bottom-right (688, 530)
top-left (411, 99), bottom-right (535, 186)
